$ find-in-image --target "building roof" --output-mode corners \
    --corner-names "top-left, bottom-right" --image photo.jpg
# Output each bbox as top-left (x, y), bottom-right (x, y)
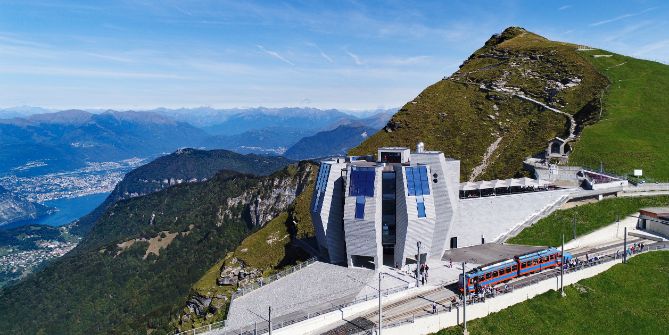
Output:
top-left (378, 147), bottom-right (409, 151)
top-left (640, 207), bottom-right (669, 216)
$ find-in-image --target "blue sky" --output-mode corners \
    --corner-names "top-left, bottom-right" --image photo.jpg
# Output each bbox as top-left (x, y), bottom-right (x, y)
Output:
top-left (1, 0), bottom-right (668, 111)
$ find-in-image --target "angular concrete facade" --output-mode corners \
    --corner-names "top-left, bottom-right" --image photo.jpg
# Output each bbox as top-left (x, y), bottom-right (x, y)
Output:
top-left (311, 158), bottom-right (348, 264)
top-left (311, 144), bottom-right (572, 270)
top-left (311, 145), bottom-right (459, 269)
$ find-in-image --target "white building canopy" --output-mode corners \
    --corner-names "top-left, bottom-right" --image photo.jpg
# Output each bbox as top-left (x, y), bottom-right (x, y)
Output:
top-left (460, 178), bottom-right (553, 191)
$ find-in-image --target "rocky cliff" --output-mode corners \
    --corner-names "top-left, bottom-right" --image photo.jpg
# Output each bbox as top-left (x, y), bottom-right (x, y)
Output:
top-left (0, 186), bottom-right (51, 226)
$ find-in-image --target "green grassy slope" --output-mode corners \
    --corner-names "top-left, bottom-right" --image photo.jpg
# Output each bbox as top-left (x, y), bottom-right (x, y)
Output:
top-left (351, 27), bottom-right (608, 181)
top-left (0, 162), bottom-right (314, 335)
top-left (509, 196), bottom-right (669, 247)
top-left (434, 251), bottom-right (669, 335)
top-left (570, 51), bottom-right (669, 180)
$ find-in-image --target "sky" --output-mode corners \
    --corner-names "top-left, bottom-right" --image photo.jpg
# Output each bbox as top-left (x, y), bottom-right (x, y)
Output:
top-left (1, 0), bottom-right (668, 111)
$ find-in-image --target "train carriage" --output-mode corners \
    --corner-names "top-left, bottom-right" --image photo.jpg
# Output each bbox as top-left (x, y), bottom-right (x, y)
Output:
top-left (459, 247), bottom-right (572, 293)
top-left (459, 259), bottom-right (517, 293)
top-left (515, 247), bottom-right (563, 276)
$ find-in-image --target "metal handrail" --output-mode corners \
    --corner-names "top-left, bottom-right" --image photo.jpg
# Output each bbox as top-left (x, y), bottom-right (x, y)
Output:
top-left (230, 257), bottom-right (318, 301)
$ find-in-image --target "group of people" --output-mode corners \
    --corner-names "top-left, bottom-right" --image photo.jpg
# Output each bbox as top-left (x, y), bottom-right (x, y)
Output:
top-left (398, 261), bottom-right (430, 286)
top-left (615, 242), bottom-right (645, 259)
top-left (418, 263), bottom-right (430, 285)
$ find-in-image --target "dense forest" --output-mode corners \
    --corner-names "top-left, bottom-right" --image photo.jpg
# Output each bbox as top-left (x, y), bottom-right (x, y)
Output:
top-left (0, 162), bottom-right (314, 334)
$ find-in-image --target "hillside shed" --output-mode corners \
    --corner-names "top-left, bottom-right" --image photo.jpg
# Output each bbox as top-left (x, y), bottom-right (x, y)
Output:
top-left (637, 207), bottom-right (669, 238)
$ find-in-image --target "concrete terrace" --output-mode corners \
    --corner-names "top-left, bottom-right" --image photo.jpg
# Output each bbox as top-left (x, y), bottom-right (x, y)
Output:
top-left (223, 262), bottom-right (376, 330)
top-left (454, 189), bottom-right (573, 244)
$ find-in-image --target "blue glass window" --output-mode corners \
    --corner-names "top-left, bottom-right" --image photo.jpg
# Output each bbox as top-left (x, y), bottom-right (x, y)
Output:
top-left (349, 167), bottom-right (375, 197)
top-left (416, 196), bottom-right (426, 218)
top-left (355, 196), bottom-right (366, 219)
top-left (312, 163), bottom-right (331, 212)
top-left (405, 166), bottom-right (430, 196)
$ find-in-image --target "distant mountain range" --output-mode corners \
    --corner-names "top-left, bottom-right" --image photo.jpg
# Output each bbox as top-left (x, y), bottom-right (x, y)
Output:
top-left (0, 107), bottom-right (394, 176)
top-left (284, 124), bottom-right (376, 160)
top-left (0, 110), bottom-right (208, 176)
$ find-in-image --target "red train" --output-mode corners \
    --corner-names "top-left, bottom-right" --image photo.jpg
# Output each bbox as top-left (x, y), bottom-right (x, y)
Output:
top-left (459, 247), bottom-right (572, 293)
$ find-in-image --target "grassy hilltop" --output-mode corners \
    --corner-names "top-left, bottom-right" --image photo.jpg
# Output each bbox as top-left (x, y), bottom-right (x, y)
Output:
top-left (352, 27), bottom-right (669, 181)
top-left (569, 51), bottom-right (669, 180)
top-left (352, 27), bottom-right (609, 181)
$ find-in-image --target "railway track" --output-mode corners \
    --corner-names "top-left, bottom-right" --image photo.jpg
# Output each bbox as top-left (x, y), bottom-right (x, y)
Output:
top-left (319, 238), bottom-right (656, 335)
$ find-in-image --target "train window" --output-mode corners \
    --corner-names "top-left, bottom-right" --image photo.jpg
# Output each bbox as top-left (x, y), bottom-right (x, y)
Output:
top-left (492, 271), bottom-right (497, 277)
top-left (486, 273), bottom-right (491, 279)
top-left (512, 265), bottom-right (517, 271)
top-left (507, 267), bottom-right (511, 273)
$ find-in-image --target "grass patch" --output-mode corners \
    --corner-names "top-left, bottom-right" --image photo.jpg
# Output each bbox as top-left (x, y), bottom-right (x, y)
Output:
top-left (509, 196), bottom-right (669, 246)
top-left (571, 50), bottom-right (669, 181)
top-left (434, 251), bottom-right (669, 335)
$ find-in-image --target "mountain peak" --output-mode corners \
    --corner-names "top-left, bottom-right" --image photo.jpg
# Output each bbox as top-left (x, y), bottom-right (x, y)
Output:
top-left (352, 26), bottom-right (609, 180)
top-left (483, 26), bottom-right (534, 48)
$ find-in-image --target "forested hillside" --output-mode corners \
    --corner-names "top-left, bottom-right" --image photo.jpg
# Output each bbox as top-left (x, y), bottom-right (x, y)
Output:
top-left (71, 148), bottom-right (291, 235)
top-left (0, 162), bottom-right (315, 334)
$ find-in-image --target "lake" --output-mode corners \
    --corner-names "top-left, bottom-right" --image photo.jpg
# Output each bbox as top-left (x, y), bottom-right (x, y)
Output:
top-left (0, 193), bottom-right (109, 230)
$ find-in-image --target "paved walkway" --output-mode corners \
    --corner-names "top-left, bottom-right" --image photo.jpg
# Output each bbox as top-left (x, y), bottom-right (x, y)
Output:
top-left (565, 213), bottom-right (640, 252)
top-left (223, 262), bottom-right (374, 330)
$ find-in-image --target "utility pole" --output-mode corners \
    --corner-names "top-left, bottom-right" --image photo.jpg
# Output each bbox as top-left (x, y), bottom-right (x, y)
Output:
top-left (268, 306), bottom-right (272, 335)
top-left (623, 227), bottom-right (627, 264)
top-left (462, 262), bottom-right (468, 335)
top-left (560, 233), bottom-right (565, 297)
top-left (416, 241), bottom-right (422, 287)
top-left (572, 216), bottom-right (577, 240)
top-left (378, 272), bottom-right (383, 335)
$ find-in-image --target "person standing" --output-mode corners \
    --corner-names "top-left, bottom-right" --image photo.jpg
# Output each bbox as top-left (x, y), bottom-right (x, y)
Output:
top-left (432, 302), bottom-right (437, 314)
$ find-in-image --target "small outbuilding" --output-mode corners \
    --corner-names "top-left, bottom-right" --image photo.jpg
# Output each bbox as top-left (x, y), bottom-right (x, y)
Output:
top-left (546, 137), bottom-right (571, 161)
top-left (637, 207), bottom-right (669, 238)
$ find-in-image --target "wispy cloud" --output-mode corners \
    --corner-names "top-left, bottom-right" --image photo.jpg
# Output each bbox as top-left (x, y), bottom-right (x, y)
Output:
top-left (632, 39), bottom-right (669, 62)
top-left (379, 55), bottom-right (431, 66)
top-left (306, 42), bottom-right (333, 63)
top-left (558, 5), bottom-right (572, 11)
top-left (603, 20), bottom-right (655, 42)
top-left (0, 65), bottom-right (189, 80)
top-left (345, 49), bottom-right (363, 65)
top-left (256, 45), bottom-right (294, 66)
top-left (589, 7), bottom-right (657, 27)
